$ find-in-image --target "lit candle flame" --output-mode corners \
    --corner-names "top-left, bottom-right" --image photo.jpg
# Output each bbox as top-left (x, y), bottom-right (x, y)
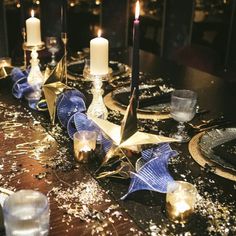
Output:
top-left (135, 1), bottom-right (140, 20)
top-left (97, 29), bottom-right (102, 37)
top-left (31, 9), bottom-right (35, 17)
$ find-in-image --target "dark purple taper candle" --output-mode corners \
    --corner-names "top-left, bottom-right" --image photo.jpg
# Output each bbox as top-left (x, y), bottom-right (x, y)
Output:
top-left (131, 1), bottom-right (140, 100)
top-left (61, 0), bottom-right (67, 32)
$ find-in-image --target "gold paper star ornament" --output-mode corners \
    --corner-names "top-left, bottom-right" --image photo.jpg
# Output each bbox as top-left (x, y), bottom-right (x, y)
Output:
top-left (42, 81), bottom-right (71, 125)
top-left (42, 56), bottom-right (71, 124)
top-left (91, 90), bottom-right (177, 155)
top-left (0, 66), bottom-right (13, 80)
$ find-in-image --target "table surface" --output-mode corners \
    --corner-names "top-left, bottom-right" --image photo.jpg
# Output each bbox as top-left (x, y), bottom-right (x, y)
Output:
top-left (0, 48), bottom-right (236, 236)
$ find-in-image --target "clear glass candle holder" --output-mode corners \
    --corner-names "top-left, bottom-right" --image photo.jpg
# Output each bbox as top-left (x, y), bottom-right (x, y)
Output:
top-left (3, 189), bottom-right (50, 236)
top-left (73, 131), bottom-right (97, 163)
top-left (166, 181), bottom-right (197, 224)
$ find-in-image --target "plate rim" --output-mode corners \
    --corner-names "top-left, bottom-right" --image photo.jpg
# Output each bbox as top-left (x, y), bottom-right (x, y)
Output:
top-left (198, 128), bottom-right (236, 172)
top-left (189, 132), bottom-right (236, 182)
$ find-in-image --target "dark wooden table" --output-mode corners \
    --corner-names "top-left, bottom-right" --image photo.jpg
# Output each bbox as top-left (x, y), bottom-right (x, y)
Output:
top-left (0, 49), bottom-right (236, 235)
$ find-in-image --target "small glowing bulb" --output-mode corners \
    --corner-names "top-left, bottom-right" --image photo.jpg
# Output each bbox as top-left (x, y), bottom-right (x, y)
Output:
top-left (70, 2), bottom-right (75, 7)
top-left (36, 0), bottom-right (40, 5)
top-left (16, 3), bottom-right (21, 8)
top-left (95, 0), bottom-right (101, 5)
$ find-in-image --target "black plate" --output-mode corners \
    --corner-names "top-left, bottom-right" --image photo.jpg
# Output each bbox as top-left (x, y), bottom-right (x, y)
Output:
top-left (199, 128), bottom-right (236, 172)
top-left (67, 60), bottom-right (130, 79)
top-left (67, 60), bottom-right (85, 77)
top-left (112, 81), bottom-right (174, 113)
top-left (212, 139), bottom-right (236, 167)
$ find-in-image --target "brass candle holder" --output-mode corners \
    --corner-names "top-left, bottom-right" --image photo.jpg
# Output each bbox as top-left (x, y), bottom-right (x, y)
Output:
top-left (166, 181), bottom-right (197, 224)
top-left (61, 32), bottom-right (68, 85)
top-left (22, 27), bottom-right (27, 69)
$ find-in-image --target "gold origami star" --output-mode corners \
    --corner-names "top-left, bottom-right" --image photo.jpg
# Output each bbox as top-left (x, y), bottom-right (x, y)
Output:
top-left (90, 90), bottom-right (177, 164)
top-left (42, 56), bottom-right (71, 124)
top-left (0, 66), bottom-right (13, 80)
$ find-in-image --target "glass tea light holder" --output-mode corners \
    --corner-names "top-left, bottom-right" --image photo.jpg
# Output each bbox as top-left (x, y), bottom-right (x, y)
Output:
top-left (73, 131), bottom-right (97, 163)
top-left (3, 189), bottom-right (50, 236)
top-left (166, 181), bottom-right (198, 224)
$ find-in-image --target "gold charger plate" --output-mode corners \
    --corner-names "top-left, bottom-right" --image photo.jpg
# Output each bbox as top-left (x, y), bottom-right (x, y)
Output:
top-left (189, 132), bottom-right (236, 182)
top-left (104, 92), bottom-right (171, 120)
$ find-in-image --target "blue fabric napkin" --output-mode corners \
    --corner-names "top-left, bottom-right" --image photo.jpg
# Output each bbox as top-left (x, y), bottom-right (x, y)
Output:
top-left (121, 144), bottom-right (178, 200)
top-left (57, 89), bottom-right (86, 127)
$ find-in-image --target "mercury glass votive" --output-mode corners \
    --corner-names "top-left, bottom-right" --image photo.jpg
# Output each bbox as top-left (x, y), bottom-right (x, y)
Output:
top-left (73, 131), bottom-right (97, 163)
top-left (166, 181), bottom-right (197, 224)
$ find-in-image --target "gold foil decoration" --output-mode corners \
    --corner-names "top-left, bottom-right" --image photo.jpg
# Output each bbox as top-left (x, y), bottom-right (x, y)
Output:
top-left (42, 81), bottom-right (71, 125)
top-left (91, 90), bottom-right (177, 164)
top-left (0, 57), bottom-right (13, 80)
top-left (42, 56), bottom-right (71, 124)
top-left (44, 56), bottom-right (65, 85)
top-left (0, 66), bottom-right (13, 80)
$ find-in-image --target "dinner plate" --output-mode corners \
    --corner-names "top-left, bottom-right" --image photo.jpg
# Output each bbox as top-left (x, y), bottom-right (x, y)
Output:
top-left (67, 59), bottom-right (85, 77)
top-left (199, 128), bottom-right (236, 172)
top-left (111, 81), bottom-right (174, 113)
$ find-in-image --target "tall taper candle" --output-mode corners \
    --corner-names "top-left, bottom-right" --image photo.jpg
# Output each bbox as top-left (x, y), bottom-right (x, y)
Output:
top-left (61, 0), bottom-right (67, 32)
top-left (131, 1), bottom-right (140, 99)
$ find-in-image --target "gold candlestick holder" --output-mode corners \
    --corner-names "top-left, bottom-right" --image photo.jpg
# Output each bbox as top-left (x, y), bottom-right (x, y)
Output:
top-left (61, 32), bottom-right (68, 85)
top-left (23, 42), bottom-right (45, 100)
top-left (22, 28), bottom-right (27, 70)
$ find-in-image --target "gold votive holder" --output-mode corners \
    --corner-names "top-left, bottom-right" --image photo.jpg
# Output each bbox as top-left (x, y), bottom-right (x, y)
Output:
top-left (166, 181), bottom-right (197, 224)
top-left (73, 131), bottom-right (97, 163)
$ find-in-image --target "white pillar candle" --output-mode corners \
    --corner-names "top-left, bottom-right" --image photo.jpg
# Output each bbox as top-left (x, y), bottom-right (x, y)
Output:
top-left (90, 30), bottom-right (109, 75)
top-left (26, 10), bottom-right (42, 46)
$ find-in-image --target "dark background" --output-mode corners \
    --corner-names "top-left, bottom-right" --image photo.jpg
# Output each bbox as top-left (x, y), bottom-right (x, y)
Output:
top-left (1, 0), bottom-right (236, 80)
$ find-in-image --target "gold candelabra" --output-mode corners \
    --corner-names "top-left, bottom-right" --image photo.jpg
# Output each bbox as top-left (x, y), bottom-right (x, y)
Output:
top-left (22, 27), bottom-right (27, 70)
top-left (61, 32), bottom-right (68, 85)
